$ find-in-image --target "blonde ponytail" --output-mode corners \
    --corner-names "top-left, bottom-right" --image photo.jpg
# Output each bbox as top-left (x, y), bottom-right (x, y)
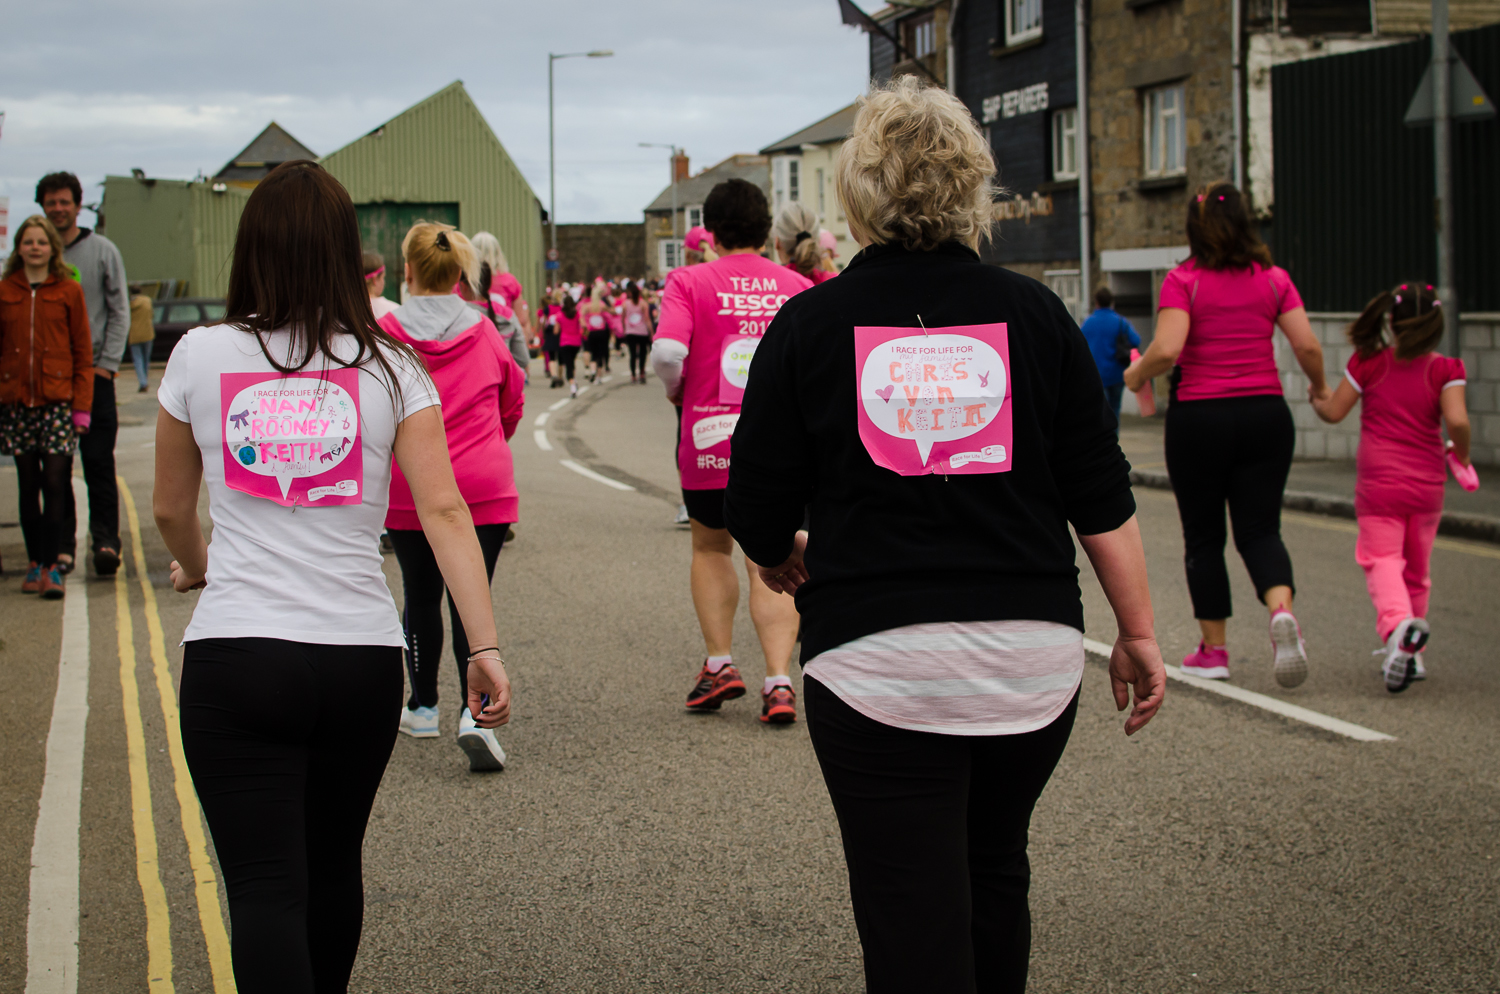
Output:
top-left (402, 221), bottom-right (478, 294)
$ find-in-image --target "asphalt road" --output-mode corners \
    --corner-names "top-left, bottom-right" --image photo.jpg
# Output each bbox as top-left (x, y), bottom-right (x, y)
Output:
top-left (1, 360), bottom-right (1497, 993)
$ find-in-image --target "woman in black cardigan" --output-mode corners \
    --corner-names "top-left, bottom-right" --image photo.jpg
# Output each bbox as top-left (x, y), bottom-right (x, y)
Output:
top-left (724, 77), bottom-right (1167, 994)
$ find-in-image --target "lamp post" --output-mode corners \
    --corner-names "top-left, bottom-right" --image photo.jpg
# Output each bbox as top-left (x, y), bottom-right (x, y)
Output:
top-left (640, 143), bottom-right (682, 270)
top-left (549, 50), bottom-right (613, 260)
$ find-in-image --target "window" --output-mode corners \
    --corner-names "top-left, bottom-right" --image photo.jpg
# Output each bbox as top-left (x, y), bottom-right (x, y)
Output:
top-left (686, 205), bottom-right (703, 229)
top-left (1005, 0), bottom-right (1043, 45)
top-left (788, 159), bottom-right (800, 202)
top-left (1143, 84), bottom-right (1186, 177)
top-left (907, 15), bottom-right (937, 58)
top-left (1051, 107), bottom-right (1079, 181)
top-left (1045, 270), bottom-right (1082, 324)
top-left (658, 238), bottom-right (684, 272)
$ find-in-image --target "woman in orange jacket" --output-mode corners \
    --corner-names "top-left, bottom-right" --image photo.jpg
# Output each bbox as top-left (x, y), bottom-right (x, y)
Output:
top-left (0, 215), bottom-right (94, 598)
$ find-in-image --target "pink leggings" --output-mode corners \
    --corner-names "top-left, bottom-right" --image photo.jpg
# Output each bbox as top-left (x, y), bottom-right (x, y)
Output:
top-left (1355, 512), bottom-right (1441, 641)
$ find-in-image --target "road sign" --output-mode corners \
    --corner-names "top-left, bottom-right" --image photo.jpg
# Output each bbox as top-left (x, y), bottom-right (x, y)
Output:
top-left (1404, 52), bottom-right (1495, 126)
top-left (546, 248), bottom-right (560, 261)
top-left (545, 260), bottom-right (560, 270)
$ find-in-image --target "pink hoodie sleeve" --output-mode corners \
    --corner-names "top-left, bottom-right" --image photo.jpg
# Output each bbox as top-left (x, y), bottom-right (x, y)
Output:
top-left (497, 340), bottom-right (525, 442)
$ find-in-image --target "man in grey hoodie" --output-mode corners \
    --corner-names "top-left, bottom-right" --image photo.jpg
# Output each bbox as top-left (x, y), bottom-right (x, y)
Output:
top-left (39, 172), bottom-right (130, 575)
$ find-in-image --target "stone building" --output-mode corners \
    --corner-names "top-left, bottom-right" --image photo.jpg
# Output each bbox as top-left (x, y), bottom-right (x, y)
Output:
top-left (759, 104), bottom-right (858, 271)
top-left (641, 154), bottom-right (769, 280)
top-left (868, 0), bottom-right (953, 89)
top-left (543, 223), bottom-right (647, 285)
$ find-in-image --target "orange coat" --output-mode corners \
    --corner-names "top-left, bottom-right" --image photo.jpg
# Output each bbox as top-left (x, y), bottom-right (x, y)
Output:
top-left (0, 268), bottom-right (94, 411)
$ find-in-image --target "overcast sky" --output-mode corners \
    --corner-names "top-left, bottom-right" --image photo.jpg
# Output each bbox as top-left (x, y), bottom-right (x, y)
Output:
top-left (0, 0), bottom-right (878, 248)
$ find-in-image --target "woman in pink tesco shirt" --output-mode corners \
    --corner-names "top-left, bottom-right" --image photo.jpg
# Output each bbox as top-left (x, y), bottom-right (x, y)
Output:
top-left (1125, 182), bottom-right (1329, 688)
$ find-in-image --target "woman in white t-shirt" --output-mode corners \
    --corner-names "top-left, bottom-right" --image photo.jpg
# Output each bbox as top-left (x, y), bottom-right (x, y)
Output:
top-left (153, 160), bottom-right (511, 994)
top-left (363, 249), bottom-right (400, 319)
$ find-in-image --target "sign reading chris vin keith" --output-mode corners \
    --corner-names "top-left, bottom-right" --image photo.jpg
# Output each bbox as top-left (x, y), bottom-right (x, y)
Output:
top-left (981, 82), bottom-right (1048, 124)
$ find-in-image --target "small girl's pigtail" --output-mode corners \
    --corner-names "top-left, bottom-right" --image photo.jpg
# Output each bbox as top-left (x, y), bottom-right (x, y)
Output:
top-left (1392, 283), bottom-right (1445, 360)
top-left (1348, 289), bottom-right (1394, 358)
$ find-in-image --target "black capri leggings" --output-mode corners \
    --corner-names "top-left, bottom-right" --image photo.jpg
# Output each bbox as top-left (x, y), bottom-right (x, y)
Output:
top-left (586, 330), bottom-right (610, 369)
top-left (180, 638), bottom-right (404, 994)
top-left (13, 451), bottom-right (73, 567)
top-left (557, 345), bottom-right (580, 381)
top-left (626, 335), bottom-right (650, 376)
top-left (806, 678), bottom-right (1078, 994)
top-left (387, 523), bottom-right (507, 709)
top-left (1164, 393), bottom-right (1296, 619)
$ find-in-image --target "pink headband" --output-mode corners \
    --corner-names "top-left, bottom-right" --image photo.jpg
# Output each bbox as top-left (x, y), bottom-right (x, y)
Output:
top-left (364, 266), bottom-right (385, 281)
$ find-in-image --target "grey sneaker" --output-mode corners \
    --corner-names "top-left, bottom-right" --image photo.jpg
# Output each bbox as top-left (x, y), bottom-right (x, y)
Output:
top-left (674, 504), bottom-right (690, 526)
top-left (1269, 611), bottom-right (1308, 688)
top-left (1381, 617), bottom-right (1430, 694)
top-left (457, 708), bottom-right (507, 771)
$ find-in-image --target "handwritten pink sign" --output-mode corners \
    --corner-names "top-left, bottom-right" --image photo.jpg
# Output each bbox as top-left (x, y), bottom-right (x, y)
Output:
top-left (220, 370), bottom-right (363, 507)
top-left (854, 323), bottom-right (1013, 477)
top-left (718, 334), bottom-right (760, 405)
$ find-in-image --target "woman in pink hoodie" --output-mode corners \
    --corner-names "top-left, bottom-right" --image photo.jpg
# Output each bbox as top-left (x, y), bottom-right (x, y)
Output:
top-left (378, 222), bottom-right (524, 771)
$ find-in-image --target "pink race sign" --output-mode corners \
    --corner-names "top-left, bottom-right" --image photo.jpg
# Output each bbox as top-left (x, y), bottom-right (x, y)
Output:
top-left (220, 369), bottom-right (363, 507)
top-left (854, 323), bottom-right (1013, 476)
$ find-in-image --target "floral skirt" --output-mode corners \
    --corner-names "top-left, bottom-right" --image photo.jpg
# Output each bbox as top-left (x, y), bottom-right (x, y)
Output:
top-left (0, 401), bottom-right (77, 456)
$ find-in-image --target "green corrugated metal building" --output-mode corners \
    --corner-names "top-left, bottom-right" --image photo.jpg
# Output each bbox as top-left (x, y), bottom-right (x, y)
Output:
top-left (322, 81), bottom-right (546, 307)
top-left (100, 177), bottom-right (252, 298)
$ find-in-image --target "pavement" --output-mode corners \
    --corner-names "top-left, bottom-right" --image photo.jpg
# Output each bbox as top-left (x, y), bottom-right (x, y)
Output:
top-left (1119, 414), bottom-right (1500, 543)
top-left (1, 361), bottom-right (1498, 993)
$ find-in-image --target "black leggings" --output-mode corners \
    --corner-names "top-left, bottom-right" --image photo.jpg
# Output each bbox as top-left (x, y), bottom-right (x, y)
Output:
top-left (13, 451), bottom-right (72, 566)
top-left (557, 345), bottom-right (580, 381)
top-left (586, 330), bottom-right (610, 370)
top-left (805, 678), bottom-right (1077, 994)
top-left (179, 638), bottom-right (403, 994)
top-left (1164, 394), bottom-right (1296, 618)
top-left (626, 336), bottom-right (650, 376)
top-left (387, 523), bottom-right (507, 709)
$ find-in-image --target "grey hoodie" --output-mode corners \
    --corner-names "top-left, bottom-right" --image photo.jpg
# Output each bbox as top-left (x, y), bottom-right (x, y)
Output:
top-left (393, 295), bottom-right (475, 342)
top-left (63, 229), bottom-right (130, 371)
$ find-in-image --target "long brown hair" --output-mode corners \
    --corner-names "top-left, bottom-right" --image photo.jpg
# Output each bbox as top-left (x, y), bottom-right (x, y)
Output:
top-left (4, 215), bottom-right (70, 280)
top-left (1347, 283), bottom-right (1445, 361)
top-left (224, 160), bottom-right (421, 399)
top-left (1186, 182), bottom-right (1273, 271)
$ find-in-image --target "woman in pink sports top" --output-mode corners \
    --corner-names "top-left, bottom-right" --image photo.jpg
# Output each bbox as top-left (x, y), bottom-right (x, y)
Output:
top-left (1125, 183), bottom-right (1330, 689)
top-left (1311, 284), bottom-right (1470, 692)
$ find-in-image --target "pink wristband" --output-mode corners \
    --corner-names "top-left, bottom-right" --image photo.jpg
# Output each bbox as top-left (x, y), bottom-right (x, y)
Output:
top-left (72, 411), bottom-right (91, 431)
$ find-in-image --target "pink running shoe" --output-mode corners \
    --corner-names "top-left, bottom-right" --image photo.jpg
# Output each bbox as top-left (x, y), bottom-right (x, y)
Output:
top-left (1181, 641), bottom-right (1230, 679)
top-left (1270, 610), bottom-right (1308, 688)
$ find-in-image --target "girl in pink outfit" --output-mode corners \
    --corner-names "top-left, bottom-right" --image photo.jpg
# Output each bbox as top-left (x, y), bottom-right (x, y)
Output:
top-left (379, 222), bottom-right (525, 767)
top-left (1312, 284), bottom-right (1470, 693)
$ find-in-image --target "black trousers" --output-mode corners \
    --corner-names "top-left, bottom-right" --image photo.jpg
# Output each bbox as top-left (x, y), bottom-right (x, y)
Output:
top-left (387, 523), bottom-right (506, 709)
top-left (805, 677), bottom-right (1078, 994)
top-left (179, 638), bottom-right (403, 994)
top-left (586, 330), bottom-right (610, 369)
top-left (625, 336), bottom-right (650, 376)
top-left (62, 372), bottom-right (119, 557)
top-left (13, 451), bottom-right (72, 566)
top-left (1164, 394), bottom-right (1296, 618)
top-left (557, 344), bottom-right (580, 381)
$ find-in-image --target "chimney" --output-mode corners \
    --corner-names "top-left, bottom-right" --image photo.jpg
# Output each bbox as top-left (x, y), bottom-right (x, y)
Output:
top-left (672, 152), bottom-right (690, 183)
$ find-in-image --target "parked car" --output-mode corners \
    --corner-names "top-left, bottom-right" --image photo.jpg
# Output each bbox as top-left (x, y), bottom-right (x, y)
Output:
top-left (150, 298), bottom-right (227, 363)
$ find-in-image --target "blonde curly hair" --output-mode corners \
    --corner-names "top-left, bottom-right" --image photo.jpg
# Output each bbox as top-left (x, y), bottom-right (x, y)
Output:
top-left (836, 76), bottom-right (998, 252)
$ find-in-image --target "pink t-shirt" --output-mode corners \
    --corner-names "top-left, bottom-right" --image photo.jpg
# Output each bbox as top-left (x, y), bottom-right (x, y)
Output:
top-left (1346, 349), bottom-right (1467, 516)
top-left (487, 272), bottom-right (523, 320)
top-left (1158, 260), bottom-right (1303, 401)
top-left (656, 254), bottom-right (813, 490)
top-left (620, 299), bottom-right (651, 336)
top-left (557, 311), bottom-right (582, 348)
top-left (787, 262), bottom-right (836, 284)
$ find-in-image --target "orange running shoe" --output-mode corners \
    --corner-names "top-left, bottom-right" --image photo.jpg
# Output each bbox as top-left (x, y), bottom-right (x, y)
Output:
top-left (685, 661), bottom-right (746, 711)
top-left (760, 684), bottom-right (797, 724)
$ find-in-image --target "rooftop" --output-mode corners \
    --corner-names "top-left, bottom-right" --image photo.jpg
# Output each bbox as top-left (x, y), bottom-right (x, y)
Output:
top-left (759, 103), bottom-right (859, 156)
top-left (214, 122), bottom-right (317, 182)
top-left (644, 154), bottom-right (769, 213)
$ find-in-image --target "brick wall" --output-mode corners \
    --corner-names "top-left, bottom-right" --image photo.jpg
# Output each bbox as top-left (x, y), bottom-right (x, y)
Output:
top-left (544, 223), bottom-right (647, 285)
top-left (1276, 313), bottom-right (1500, 466)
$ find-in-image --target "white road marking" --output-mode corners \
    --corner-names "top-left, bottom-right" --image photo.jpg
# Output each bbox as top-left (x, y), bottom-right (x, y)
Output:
top-left (534, 430), bottom-right (553, 452)
top-left (26, 478), bottom-right (91, 994)
top-left (534, 412), bottom-right (550, 427)
top-left (1081, 637), bottom-right (1395, 742)
top-left (560, 459), bottom-right (635, 491)
top-left (548, 398), bottom-right (570, 412)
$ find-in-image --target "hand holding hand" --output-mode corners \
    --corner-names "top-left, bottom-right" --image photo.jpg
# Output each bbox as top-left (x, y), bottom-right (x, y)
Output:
top-left (466, 655), bottom-right (512, 728)
top-left (755, 530), bottom-right (809, 595)
top-left (169, 560), bottom-right (206, 592)
top-left (1108, 635), bottom-right (1166, 736)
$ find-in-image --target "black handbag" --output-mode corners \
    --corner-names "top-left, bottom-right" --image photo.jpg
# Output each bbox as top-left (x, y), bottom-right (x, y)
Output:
top-left (1112, 318), bottom-right (1134, 366)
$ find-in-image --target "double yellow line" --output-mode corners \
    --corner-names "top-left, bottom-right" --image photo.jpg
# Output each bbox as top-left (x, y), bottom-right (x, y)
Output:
top-left (115, 477), bottom-right (236, 993)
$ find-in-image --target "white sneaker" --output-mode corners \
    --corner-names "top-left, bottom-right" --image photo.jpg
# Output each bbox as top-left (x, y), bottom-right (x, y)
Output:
top-left (1373, 648), bottom-right (1428, 681)
top-left (457, 708), bottom-right (507, 771)
top-left (674, 504), bottom-right (690, 526)
top-left (398, 705), bottom-right (440, 738)
top-left (1269, 610), bottom-right (1308, 688)
top-left (1381, 617), bottom-right (1430, 694)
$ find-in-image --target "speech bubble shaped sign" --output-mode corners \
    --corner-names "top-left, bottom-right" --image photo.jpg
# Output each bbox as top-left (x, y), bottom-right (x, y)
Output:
top-left (855, 325), bottom-right (1013, 476)
top-left (719, 335), bottom-right (760, 404)
top-left (219, 369), bottom-right (364, 506)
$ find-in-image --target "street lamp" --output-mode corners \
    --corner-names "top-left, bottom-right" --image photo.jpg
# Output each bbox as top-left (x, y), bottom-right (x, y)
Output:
top-left (640, 142), bottom-right (682, 270)
top-left (549, 50), bottom-right (614, 260)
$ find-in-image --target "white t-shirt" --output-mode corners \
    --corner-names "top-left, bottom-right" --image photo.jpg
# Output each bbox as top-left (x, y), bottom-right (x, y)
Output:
top-left (370, 295), bottom-right (400, 319)
top-left (157, 323), bottom-right (439, 645)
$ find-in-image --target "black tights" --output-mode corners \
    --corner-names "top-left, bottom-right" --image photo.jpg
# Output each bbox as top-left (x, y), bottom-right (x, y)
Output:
top-left (806, 678), bottom-right (1078, 994)
top-left (179, 638), bottom-right (403, 994)
top-left (14, 451), bottom-right (72, 566)
top-left (387, 524), bottom-right (507, 709)
top-left (557, 345), bottom-right (580, 382)
top-left (626, 336), bottom-right (650, 376)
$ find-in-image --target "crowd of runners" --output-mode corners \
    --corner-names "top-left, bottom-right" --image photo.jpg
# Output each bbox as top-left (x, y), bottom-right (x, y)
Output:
top-left (0, 73), bottom-right (1479, 994)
